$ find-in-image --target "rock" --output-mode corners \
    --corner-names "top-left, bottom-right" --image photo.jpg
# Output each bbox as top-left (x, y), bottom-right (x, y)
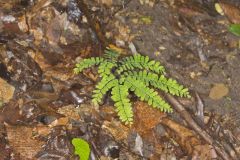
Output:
top-left (0, 78), bottom-right (15, 103)
top-left (0, 42), bottom-right (42, 90)
top-left (209, 83), bottom-right (229, 100)
top-left (35, 126), bottom-right (75, 160)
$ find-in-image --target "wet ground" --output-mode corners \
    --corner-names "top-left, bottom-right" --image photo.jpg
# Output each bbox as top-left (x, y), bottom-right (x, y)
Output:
top-left (0, 0), bottom-right (240, 159)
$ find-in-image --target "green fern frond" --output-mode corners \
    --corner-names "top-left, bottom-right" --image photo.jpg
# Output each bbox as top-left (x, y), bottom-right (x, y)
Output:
top-left (126, 71), bottom-right (190, 98)
top-left (124, 77), bottom-right (173, 112)
top-left (117, 54), bottom-right (165, 74)
top-left (158, 75), bottom-right (190, 97)
top-left (74, 57), bottom-right (105, 74)
top-left (104, 48), bottom-right (120, 62)
top-left (74, 48), bottom-right (191, 125)
top-left (111, 82), bottom-right (133, 124)
top-left (98, 61), bottom-right (116, 77)
top-left (92, 74), bottom-right (117, 105)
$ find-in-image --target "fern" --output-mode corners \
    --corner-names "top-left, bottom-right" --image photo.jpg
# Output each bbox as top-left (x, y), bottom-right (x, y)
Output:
top-left (98, 61), bottom-right (116, 77)
top-left (125, 71), bottom-right (190, 98)
top-left (124, 77), bottom-right (172, 112)
top-left (74, 48), bottom-right (190, 124)
top-left (73, 57), bottom-right (105, 74)
top-left (117, 54), bottom-right (165, 74)
top-left (111, 82), bottom-right (133, 124)
top-left (92, 74), bottom-right (117, 105)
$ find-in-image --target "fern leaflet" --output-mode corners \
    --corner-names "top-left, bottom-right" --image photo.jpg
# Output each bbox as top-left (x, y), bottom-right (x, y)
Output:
top-left (124, 77), bottom-right (173, 112)
top-left (98, 61), bottom-right (116, 77)
top-left (74, 57), bottom-right (105, 74)
top-left (117, 54), bottom-right (165, 74)
top-left (125, 71), bottom-right (190, 97)
top-left (92, 74), bottom-right (117, 105)
top-left (111, 82), bottom-right (133, 124)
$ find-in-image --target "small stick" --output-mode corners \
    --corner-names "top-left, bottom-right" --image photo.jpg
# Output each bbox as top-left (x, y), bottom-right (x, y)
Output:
top-left (165, 94), bottom-right (234, 160)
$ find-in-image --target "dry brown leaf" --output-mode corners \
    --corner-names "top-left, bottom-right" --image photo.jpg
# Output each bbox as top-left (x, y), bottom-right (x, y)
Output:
top-left (0, 78), bottom-right (15, 103)
top-left (133, 101), bottom-right (166, 136)
top-left (102, 120), bottom-right (129, 141)
top-left (101, 0), bottom-right (112, 6)
top-left (57, 105), bottom-right (81, 121)
top-left (27, 50), bottom-right (51, 70)
top-left (192, 144), bottom-right (217, 160)
top-left (6, 125), bottom-right (44, 160)
top-left (162, 118), bottom-right (201, 154)
top-left (209, 83), bottom-right (229, 100)
top-left (219, 2), bottom-right (240, 24)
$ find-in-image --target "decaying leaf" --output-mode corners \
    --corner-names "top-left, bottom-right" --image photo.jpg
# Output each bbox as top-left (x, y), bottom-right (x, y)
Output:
top-left (6, 125), bottom-right (44, 160)
top-left (0, 78), bottom-right (15, 103)
top-left (161, 118), bottom-right (201, 154)
top-left (133, 101), bottom-right (166, 135)
top-left (217, 2), bottom-right (240, 24)
top-left (209, 83), bottom-right (229, 100)
top-left (101, 0), bottom-right (112, 6)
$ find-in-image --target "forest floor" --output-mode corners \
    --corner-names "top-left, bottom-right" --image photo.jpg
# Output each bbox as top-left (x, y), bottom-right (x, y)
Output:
top-left (0, 0), bottom-right (240, 159)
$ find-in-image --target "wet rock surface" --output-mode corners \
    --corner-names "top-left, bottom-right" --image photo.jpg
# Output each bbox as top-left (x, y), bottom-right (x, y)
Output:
top-left (0, 0), bottom-right (240, 159)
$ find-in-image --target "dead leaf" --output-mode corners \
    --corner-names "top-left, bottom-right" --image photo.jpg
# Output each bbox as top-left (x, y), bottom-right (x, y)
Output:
top-left (218, 2), bottom-right (240, 24)
top-left (161, 118), bottom-right (201, 154)
top-left (209, 83), bottom-right (229, 100)
top-left (101, 0), bottom-right (112, 6)
top-left (102, 120), bottom-right (129, 141)
top-left (57, 105), bottom-right (80, 120)
top-left (133, 101), bottom-right (166, 136)
top-left (0, 78), bottom-right (15, 103)
top-left (6, 125), bottom-right (44, 160)
top-left (192, 144), bottom-right (217, 160)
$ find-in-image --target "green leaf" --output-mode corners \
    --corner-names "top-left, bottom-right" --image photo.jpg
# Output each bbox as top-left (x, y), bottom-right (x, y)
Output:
top-left (74, 57), bottom-right (105, 74)
top-left (111, 82), bottom-right (133, 124)
top-left (74, 48), bottom-right (191, 125)
top-left (126, 71), bottom-right (190, 98)
top-left (117, 54), bottom-right (165, 74)
top-left (229, 24), bottom-right (240, 37)
top-left (92, 74), bottom-right (117, 105)
top-left (72, 138), bottom-right (90, 160)
top-left (98, 61), bottom-right (116, 77)
top-left (124, 77), bottom-right (173, 112)
top-left (104, 48), bottom-right (120, 61)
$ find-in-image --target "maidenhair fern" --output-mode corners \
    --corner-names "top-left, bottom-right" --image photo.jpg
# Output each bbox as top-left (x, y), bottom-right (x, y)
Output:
top-left (74, 49), bottom-right (190, 124)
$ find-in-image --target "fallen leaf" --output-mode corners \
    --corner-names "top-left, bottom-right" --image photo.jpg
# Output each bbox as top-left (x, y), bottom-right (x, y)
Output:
top-left (229, 24), bottom-right (240, 36)
top-left (0, 78), bottom-right (15, 103)
top-left (133, 101), bottom-right (166, 136)
top-left (161, 118), bottom-right (201, 154)
top-left (101, 0), bottom-right (112, 6)
top-left (139, 16), bottom-right (152, 24)
top-left (215, 3), bottom-right (224, 16)
top-left (218, 2), bottom-right (240, 24)
top-left (6, 125), bottom-right (44, 160)
top-left (209, 83), bottom-right (229, 100)
top-left (102, 120), bottom-right (129, 141)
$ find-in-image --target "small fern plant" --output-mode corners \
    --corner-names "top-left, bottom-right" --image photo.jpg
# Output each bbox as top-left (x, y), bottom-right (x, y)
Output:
top-left (74, 49), bottom-right (190, 124)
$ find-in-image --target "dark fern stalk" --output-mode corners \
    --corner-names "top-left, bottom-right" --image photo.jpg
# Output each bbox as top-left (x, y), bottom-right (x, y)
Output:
top-left (74, 49), bottom-right (190, 124)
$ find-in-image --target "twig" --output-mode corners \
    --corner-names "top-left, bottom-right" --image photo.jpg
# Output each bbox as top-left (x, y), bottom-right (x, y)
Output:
top-left (76, 0), bottom-right (109, 49)
top-left (165, 94), bottom-right (235, 160)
